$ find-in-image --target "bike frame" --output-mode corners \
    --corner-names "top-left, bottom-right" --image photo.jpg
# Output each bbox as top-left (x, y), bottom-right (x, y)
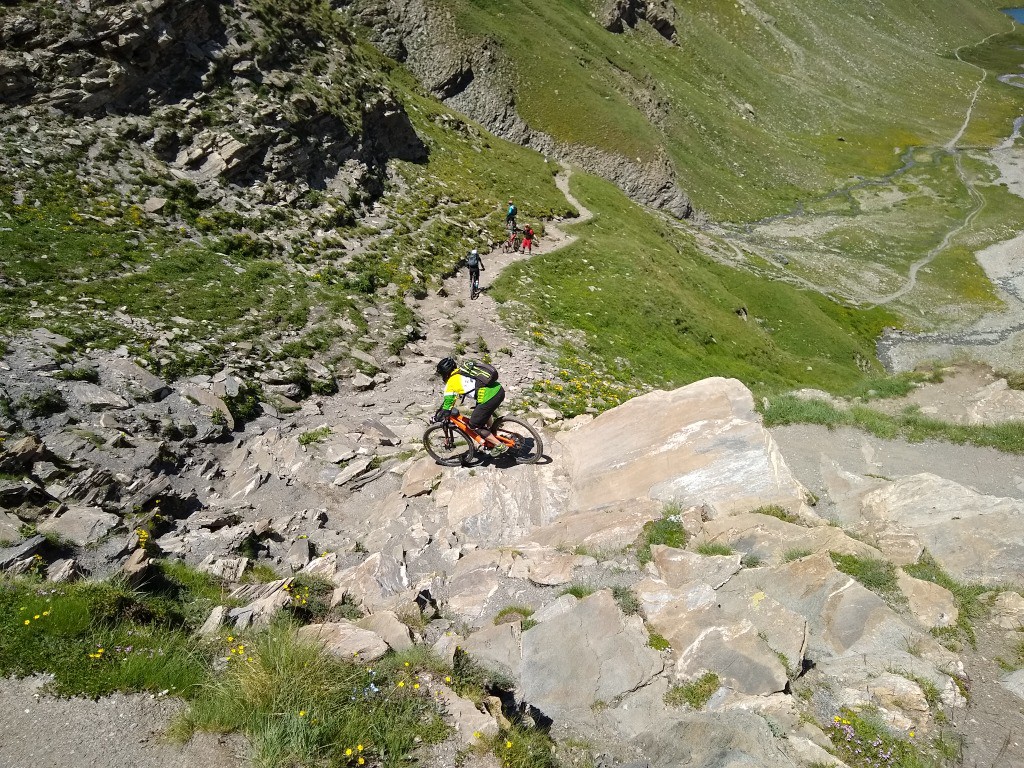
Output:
top-left (446, 412), bottom-right (515, 448)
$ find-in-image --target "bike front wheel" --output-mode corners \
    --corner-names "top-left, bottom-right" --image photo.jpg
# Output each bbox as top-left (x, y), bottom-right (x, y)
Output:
top-left (491, 416), bottom-right (544, 464)
top-left (423, 423), bottom-right (477, 466)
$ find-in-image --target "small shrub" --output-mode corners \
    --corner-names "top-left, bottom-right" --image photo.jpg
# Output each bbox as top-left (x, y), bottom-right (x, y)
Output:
top-left (283, 574), bottom-right (335, 622)
top-left (903, 551), bottom-right (988, 647)
top-left (560, 583), bottom-right (595, 599)
top-left (635, 504), bottom-right (687, 566)
top-left (611, 585), bottom-right (641, 616)
top-left (664, 672), bottom-right (720, 709)
top-left (647, 631), bottom-right (671, 651)
top-left (741, 553), bottom-right (763, 568)
top-left (17, 388), bottom-right (67, 417)
top-left (494, 605), bottom-right (536, 630)
top-left (489, 724), bottom-right (560, 768)
top-left (695, 542), bottom-right (733, 556)
top-left (298, 426), bottom-right (332, 445)
top-left (53, 366), bottom-right (99, 383)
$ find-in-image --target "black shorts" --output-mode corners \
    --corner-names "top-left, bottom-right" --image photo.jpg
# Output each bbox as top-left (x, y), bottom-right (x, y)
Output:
top-left (470, 386), bottom-right (504, 433)
top-left (469, 265), bottom-right (480, 282)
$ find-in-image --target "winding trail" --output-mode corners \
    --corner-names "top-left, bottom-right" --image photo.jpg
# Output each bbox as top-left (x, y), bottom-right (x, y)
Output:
top-left (865, 27), bottom-right (1009, 308)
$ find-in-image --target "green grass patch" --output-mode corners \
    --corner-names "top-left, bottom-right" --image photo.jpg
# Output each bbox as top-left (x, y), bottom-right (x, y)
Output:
top-left (611, 585), bottom-right (641, 616)
top-left (830, 552), bottom-right (903, 605)
top-left (298, 426), bottom-right (332, 446)
top-left (903, 551), bottom-right (990, 648)
top-left (559, 583), bottom-right (595, 599)
top-left (176, 627), bottom-right (449, 768)
top-left (664, 672), bottom-right (720, 710)
top-left (635, 504), bottom-right (688, 566)
top-left (783, 548), bottom-right (814, 563)
top-left (761, 395), bottom-right (1024, 454)
top-left (695, 542), bottom-right (733, 557)
top-left (494, 605), bottom-right (537, 631)
top-left (749, 505), bottom-right (801, 525)
top-left (647, 630), bottom-right (671, 652)
top-left (0, 575), bottom-right (210, 698)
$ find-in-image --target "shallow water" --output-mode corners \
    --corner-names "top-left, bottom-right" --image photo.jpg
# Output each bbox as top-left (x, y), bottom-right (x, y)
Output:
top-left (1004, 8), bottom-right (1024, 23)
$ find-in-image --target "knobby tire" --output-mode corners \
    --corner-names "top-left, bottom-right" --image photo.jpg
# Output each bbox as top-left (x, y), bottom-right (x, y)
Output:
top-left (491, 416), bottom-right (543, 464)
top-left (423, 422), bottom-right (476, 466)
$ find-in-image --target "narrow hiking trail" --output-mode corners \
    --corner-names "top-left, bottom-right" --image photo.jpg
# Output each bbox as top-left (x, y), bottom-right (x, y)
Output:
top-left (866, 26), bottom-right (1010, 308)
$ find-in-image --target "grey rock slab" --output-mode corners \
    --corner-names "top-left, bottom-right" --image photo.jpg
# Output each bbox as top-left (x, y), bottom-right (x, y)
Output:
top-left (68, 382), bottom-right (130, 410)
top-left (0, 535), bottom-right (45, 570)
top-left (0, 511), bottom-right (20, 544)
top-left (463, 621), bottom-right (523, 680)
top-left (286, 538), bottom-right (312, 571)
top-left (356, 611), bottom-right (414, 651)
top-left (651, 546), bottom-right (741, 589)
top-left (989, 591), bottom-right (1024, 629)
top-left (297, 622), bottom-right (389, 662)
top-left (1001, 670), bottom-right (1024, 701)
top-left (401, 457), bottom-right (442, 497)
top-left (557, 378), bottom-right (809, 518)
top-left (531, 594), bottom-right (579, 624)
top-left (36, 505), bottom-right (119, 546)
top-left (198, 606), bottom-right (227, 637)
top-left (520, 591), bottom-right (663, 724)
top-left (432, 682), bottom-right (499, 744)
top-left (523, 500), bottom-right (663, 552)
top-left (700, 512), bottom-right (881, 566)
top-left (45, 558), bottom-right (83, 582)
top-left (100, 358), bottom-right (170, 401)
top-left (635, 579), bottom-right (789, 695)
top-left (897, 571), bottom-right (958, 629)
top-left (860, 473), bottom-right (1024, 586)
top-left (332, 457), bottom-right (373, 487)
top-left (331, 552), bottom-right (408, 612)
top-left (180, 385), bottom-right (235, 430)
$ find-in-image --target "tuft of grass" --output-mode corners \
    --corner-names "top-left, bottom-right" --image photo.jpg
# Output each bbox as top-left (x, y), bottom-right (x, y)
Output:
top-left (560, 583), bottom-right (595, 600)
top-left (611, 585), bottom-right (641, 616)
top-left (830, 552), bottom-right (903, 605)
top-left (176, 626), bottom-right (449, 768)
top-left (635, 504), bottom-right (687, 566)
top-left (664, 672), bottom-right (720, 710)
top-left (647, 630), bottom-right (671, 652)
top-left (695, 542), bottom-right (733, 557)
top-left (494, 605), bottom-right (537, 631)
top-left (783, 548), bottom-right (814, 563)
top-left (741, 553), bottom-right (763, 568)
top-left (750, 505), bottom-right (800, 525)
top-left (298, 426), bottom-right (332, 446)
top-left (487, 725), bottom-right (559, 768)
top-left (902, 551), bottom-right (989, 648)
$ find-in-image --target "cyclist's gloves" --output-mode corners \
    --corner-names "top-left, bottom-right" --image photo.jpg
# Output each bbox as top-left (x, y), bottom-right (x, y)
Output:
top-left (432, 408), bottom-right (451, 423)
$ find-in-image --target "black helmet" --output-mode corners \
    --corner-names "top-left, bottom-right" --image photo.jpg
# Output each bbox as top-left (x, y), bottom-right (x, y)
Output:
top-left (436, 357), bottom-right (457, 379)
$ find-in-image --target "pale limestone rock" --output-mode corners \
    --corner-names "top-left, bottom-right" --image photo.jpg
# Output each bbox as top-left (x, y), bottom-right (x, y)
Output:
top-left (286, 538), bottom-right (311, 571)
top-left (651, 545), bottom-right (741, 589)
top-left (701, 512), bottom-right (881, 565)
top-left (37, 505), bottom-right (119, 546)
top-left (198, 606), bottom-right (227, 636)
top-left (297, 621), bottom-right (389, 661)
top-left (228, 579), bottom-right (293, 629)
top-left (520, 591), bottom-right (663, 724)
top-left (180, 385), bottom-right (234, 430)
top-left (331, 552), bottom-right (408, 613)
top-left (120, 548), bottom-right (150, 584)
top-left (401, 457), bottom-right (442, 497)
top-left (861, 474), bottom-right (1024, 586)
top-left (198, 555), bottom-right (249, 582)
top-left (897, 571), bottom-right (958, 629)
top-left (45, 557), bottom-right (82, 582)
top-left (1001, 670), bottom-right (1024, 701)
top-left (989, 591), bottom-right (1024, 629)
top-left (463, 621), bottom-right (522, 679)
top-left (100, 358), bottom-right (169, 401)
top-left (558, 378), bottom-right (808, 517)
top-left (432, 682), bottom-right (499, 743)
top-left (357, 611), bottom-right (414, 651)
top-left (635, 579), bottom-right (789, 695)
top-left (531, 594), bottom-right (579, 624)
top-left (300, 552), bottom-right (338, 578)
top-left (867, 673), bottom-right (931, 720)
top-left (523, 499), bottom-right (663, 552)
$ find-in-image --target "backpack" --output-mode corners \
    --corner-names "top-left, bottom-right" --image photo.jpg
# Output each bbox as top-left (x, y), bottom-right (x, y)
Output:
top-left (466, 251), bottom-right (480, 267)
top-left (460, 360), bottom-right (499, 387)
top-left (508, 204), bottom-right (517, 216)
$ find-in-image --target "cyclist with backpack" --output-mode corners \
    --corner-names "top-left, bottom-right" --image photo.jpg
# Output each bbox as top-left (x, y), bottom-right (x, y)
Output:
top-left (433, 357), bottom-right (507, 457)
top-left (520, 224), bottom-right (536, 254)
top-left (506, 200), bottom-right (518, 230)
top-left (466, 248), bottom-right (484, 299)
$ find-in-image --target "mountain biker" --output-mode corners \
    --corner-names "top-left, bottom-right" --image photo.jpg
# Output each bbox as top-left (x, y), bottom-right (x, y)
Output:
top-left (520, 224), bottom-right (536, 254)
top-left (506, 200), bottom-right (517, 229)
top-left (466, 248), bottom-right (484, 298)
top-left (433, 357), bottom-right (507, 457)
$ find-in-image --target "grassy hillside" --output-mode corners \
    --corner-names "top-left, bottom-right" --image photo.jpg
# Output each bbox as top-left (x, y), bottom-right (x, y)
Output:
top-left (492, 170), bottom-right (899, 412)
top-left (443, 0), bottom-right (1016, 220)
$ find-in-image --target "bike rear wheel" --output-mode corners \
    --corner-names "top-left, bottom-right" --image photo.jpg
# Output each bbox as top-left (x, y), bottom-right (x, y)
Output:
top-left (491, 416), bottom-right (543, 464)
top-left (423, 423), bottom-right (477, 466)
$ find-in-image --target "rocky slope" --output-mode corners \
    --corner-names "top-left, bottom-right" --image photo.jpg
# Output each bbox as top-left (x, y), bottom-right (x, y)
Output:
top-left (3, 331), bottom-right (1024, 766)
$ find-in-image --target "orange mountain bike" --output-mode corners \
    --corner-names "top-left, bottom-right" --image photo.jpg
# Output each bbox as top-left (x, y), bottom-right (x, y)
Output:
top-left (423, 411), bottom-right (543, 466)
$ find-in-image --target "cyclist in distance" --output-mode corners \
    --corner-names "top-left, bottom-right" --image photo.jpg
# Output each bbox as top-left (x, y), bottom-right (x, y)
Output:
top-left (432, 357), bottom-right (507, 457)
top-left (520, 224), bottom-right (536, 254)
top-left (506, 200), bottom-right (517, 230)
top-left (466, 248), bottom-right (484, 299)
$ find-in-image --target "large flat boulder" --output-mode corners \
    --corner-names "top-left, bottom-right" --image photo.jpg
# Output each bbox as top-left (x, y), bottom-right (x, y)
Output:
top-left (558, 378), bottom-right (808, 517)
top-left (520, 591), bottom-right (663, 724)
top-left (36, 505), bottom-right (119, 546)
top-left (860, 473), bottom-right (1024, 586)
top-left (297, 621), bottom-right (389, 661)
top-left (701, 512), bottom-right (881, 565)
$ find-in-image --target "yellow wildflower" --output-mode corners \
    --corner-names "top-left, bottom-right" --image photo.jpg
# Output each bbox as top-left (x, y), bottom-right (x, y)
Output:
top-left (397, 681), bottom-right (405, 688)
top-left (299, 711), bottom-right (307, 717)
top-left (23, 620), bottom-right (30, 625)
top-left (345, 748), bottom-right (353, 756)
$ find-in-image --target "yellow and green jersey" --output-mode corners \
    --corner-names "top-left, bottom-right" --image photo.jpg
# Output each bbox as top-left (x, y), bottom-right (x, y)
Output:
top-left (441, 372), bottom-right (502, 410)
